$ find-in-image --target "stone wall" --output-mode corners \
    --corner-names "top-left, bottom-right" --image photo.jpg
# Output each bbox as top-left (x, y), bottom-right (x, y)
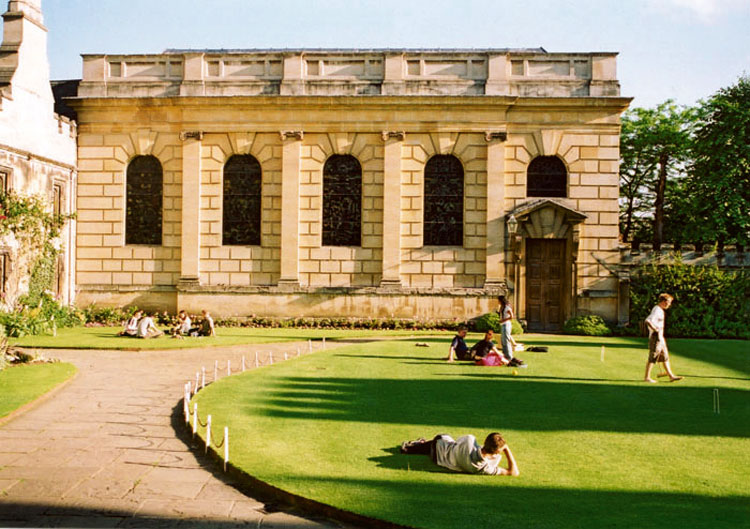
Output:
top-left (400, 133), bottom-right (487, 288)
top-left (298, 133), bottom-right (383, 287)
top-left (76, 132), bottom-right (181, 288)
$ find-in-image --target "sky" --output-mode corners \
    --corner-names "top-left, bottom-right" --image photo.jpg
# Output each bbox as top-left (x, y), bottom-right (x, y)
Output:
top-left (35, 0), bottom-right (750, 108)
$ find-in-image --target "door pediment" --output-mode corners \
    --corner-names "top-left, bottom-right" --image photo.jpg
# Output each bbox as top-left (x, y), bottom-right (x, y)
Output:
top-left (507, 198), bottom-right (587, 239)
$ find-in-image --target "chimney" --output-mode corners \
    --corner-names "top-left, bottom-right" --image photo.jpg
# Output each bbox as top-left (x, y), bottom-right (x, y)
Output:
top-left (0, 0), bottom-right (53, 104)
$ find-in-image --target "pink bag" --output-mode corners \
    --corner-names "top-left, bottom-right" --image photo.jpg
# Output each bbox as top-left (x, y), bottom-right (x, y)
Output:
top-left (476, 352), bottom-right (506, 366)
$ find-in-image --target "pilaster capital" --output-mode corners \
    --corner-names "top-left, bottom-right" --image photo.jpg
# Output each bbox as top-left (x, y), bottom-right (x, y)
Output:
top-left (484, 131), bottom-right (508, 143)
top-left (179, 131), bottom-right (203, 141)
top-left (280, 130), bottom-right (304, 141)
top-left (381, 130), bottom-right (406, 142)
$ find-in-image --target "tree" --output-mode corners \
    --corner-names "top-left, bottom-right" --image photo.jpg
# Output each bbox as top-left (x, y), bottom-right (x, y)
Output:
top-left (688, 76), bottom-right (750, 249)
top-left (619, 102), bottom-right (696, 248)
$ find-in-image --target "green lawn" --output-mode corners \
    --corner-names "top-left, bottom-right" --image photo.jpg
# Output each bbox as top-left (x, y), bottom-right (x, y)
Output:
top-left (0, 363), bottom-right (77, 418)
top-left (193, 334), bottom-right (750, 529)
top-left (8, 326), bottom-right (444, 350)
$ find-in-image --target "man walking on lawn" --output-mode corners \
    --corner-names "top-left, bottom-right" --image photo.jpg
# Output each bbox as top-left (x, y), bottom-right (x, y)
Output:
top-left (644, 293), bottom-right (683, 383)
top-left (400, 432), bottom-right (520, 476)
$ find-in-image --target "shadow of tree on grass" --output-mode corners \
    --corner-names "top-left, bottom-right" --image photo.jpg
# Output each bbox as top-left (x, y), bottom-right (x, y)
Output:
top-left (253, 376), bottom-right (750, 438)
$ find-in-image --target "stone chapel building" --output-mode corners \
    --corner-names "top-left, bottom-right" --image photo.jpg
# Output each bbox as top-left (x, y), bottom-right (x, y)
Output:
top-left (3, 0), bottom-right (633, 331)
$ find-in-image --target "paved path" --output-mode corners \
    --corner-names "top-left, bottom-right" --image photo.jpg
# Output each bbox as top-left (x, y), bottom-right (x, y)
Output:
top-left (0, 342), bottom-right (350, 528)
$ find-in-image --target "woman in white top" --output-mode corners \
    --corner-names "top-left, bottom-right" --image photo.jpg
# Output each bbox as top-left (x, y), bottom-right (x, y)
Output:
top-left (171, 310), bottom-right (191, 337)
top-left (118, 310), bottom-right (142, 337)
top-left (497, 296), bottom-right (523, 366)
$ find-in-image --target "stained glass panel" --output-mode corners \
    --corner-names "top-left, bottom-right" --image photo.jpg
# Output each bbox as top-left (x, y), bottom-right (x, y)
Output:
top-left (223, 155), bottom-right (262, 246)
top-left (126, 155), bottom-right (162, 245)
top-left (424, 155), bottom-right (463, 246)
top-left (323, 155), bottom-right (361, 246)
top-left (527, 156), bottom-right (567, 197)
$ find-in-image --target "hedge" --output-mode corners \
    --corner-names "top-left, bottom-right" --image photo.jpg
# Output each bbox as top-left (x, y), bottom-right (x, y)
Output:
top-left (630, 261), bottom-right (750, 339)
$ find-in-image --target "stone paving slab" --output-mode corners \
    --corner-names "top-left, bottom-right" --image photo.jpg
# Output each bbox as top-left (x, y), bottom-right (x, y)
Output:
top-left (0, 342), bottom-right (354, 528)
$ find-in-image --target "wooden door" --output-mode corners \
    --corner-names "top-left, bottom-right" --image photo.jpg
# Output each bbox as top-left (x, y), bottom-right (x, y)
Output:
top-left (526, 239), bottom-right (566, 332)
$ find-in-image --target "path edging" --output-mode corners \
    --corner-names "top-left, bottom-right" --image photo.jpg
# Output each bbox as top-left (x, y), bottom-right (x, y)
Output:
top-left (0, 366), bottom-right (79, 427)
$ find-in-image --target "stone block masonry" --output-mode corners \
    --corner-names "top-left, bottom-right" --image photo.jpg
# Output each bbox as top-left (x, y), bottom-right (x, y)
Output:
top-left (69, 49), bottom-right (631, 326)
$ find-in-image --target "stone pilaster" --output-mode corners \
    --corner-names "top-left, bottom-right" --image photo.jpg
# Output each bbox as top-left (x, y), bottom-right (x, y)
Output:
top-left (379, 132), bottom-right (404, 288)
top-left (484, 131), bottom-right (507, 288)
top-left (278, 131), bottom-right (303, 287)
top-left (179, 132), bottom-right (202, 285)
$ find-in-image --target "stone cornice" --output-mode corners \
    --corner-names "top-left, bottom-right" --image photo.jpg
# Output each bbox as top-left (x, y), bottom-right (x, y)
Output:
top-left (68, 95), bottom-right (632, 112)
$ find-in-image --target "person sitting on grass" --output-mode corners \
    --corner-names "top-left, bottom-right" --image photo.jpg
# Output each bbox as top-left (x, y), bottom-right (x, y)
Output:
top-left (136, 311), bottom-right (163, 339)
top-left (189, 310), bottom-right (216, 337)
top-left (445, 326), bottom-right (469, 362)
top-left (400, 432), bottom-right (520, 477)
top-left (171, 310), bottom-right (191, 338)
top-left (118, 309), bottom-right (142, 337)
top-left (471, 329), bottom-right (524, 367)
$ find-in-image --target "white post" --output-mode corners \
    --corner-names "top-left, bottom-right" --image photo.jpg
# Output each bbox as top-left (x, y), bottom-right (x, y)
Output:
top-left (255, 351), bottom-right (259, 368)
top-left (308, 339), bottom-right (312, 353)
top-left (187, 380), bottom-right (192, 396)
top-left (227, 360), bottom-right (231, 377)
top-left (195, 372), bottom-right (200, 393)
top-left (192, 402), bottom-right (198, 436)
top-left (202, 367), bottom-right (206, 390)
top-left (600, 345), bottom-right (605, 362)
top-left (224, 427), bottom-right (229, 472)
top-left (242, 356), bottom-right (246, 372)
top-left (184, 384), bottom-right (190, 423)
top-left (206, 415), bottom-right (212, 453)
top-left (269, 352), bottom-right (274, 365)
top-left (322, 337), bottom-right (326, 349)
top-left (214, 360), bottom-right (218, 381)
top-left (297, 347), bottom-right (301, 357)
top-left (284, 352), bottom-right (288, 361)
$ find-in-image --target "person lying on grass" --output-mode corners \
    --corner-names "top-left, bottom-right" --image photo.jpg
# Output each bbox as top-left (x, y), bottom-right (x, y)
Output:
top-left (400, 432), bottom-right (520, 476)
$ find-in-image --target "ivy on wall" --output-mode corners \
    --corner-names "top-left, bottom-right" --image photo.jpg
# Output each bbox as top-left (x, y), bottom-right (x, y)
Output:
top-left (0, 191), bottom-right (73, 307)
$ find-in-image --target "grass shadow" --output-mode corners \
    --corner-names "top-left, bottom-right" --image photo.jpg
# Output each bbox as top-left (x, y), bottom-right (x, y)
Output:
top-left (282, 474), bottom-right (750, 529)
top-left (257, 376), bottom-right (750, 438)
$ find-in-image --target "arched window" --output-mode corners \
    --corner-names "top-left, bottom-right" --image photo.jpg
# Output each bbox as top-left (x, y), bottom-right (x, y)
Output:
top-left (223, 154), bottom-right (262, 246)
top-left (126, 155), bottom-right (162, 245)
top-left (527, 156), bottom-right (567, 198)
top-left (323, 155), bottom-right (361, 246)
top-left (424, 155), bottom-right (463, 246)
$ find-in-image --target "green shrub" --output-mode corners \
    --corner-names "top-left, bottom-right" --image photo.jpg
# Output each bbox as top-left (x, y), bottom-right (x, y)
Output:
top-left (0, 306), bottom-right (51, 337)
top-left (17, 293), bottom-right (84, 329)
top-left (630, 261), bottom-right (750, 339)
top-left (81, 305), bottom-right (134, 325)
top-left (472, 312), bottom-right (523, 335)
top-left (563, 315), bottom-right (612, 336)
top-left (212, 315), bottom-right (469, 331)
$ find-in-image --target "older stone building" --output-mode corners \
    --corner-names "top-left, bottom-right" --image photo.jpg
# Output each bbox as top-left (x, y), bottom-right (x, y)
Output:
top-left (68, 48), bottom-right (631, 329)
top-left (0, 0), bottom-right (76, 306)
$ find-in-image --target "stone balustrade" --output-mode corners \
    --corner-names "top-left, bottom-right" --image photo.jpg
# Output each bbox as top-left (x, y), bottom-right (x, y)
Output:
top-left (78, 49), bottom-right (620, 98)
